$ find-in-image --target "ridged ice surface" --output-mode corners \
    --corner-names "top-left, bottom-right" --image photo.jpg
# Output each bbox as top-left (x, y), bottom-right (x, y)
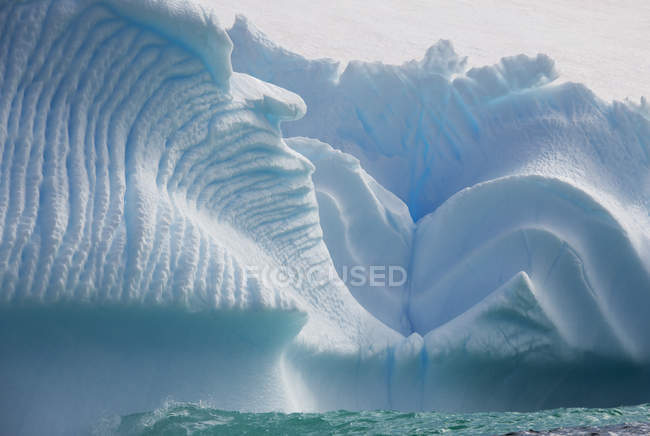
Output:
top-left (0, 0), bottom-right (374, 333)
top-left (1, 2), bottom-right (650, 435)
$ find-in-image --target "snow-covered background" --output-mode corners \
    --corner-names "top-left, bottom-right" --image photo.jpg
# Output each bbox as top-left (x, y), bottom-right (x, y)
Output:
top-left (203, 0), bottom-right (649, 102)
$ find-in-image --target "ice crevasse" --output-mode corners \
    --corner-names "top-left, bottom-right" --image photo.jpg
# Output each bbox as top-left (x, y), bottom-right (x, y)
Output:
top-left (0, 1), bottom-right (650, 434)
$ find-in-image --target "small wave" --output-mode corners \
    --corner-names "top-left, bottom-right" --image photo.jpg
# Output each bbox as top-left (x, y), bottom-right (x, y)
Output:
top-left (98, 402), bottom-right (650, 435)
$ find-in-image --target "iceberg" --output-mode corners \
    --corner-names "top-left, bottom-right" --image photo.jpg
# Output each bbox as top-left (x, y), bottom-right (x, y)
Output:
top-left (0, 1), bottom-right (650, 435)
top-left (0, 1), bottom-right (397, 433)
top-left (230, 15), bottom-right (650, 221)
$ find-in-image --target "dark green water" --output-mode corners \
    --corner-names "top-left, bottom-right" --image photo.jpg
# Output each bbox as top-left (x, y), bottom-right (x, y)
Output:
top-left (96, 402), bottom-right (650, 435)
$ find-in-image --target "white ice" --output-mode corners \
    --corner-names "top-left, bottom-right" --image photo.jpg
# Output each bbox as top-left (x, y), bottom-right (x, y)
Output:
top-left (0, 1), bottom-right (649, 435)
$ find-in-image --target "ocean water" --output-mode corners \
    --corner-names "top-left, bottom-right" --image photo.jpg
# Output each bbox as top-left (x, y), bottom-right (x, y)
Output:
top-left (96, 402), bottom-right (650, 435)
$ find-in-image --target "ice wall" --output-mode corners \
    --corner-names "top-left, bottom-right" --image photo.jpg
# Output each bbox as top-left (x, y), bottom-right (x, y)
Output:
top-left (229, 11), bottom-right (650, 415)
top-left (230, 10), bottom-right (650, 348)
top-left (0, 1), bottom-right (398, 433)
top-left (0, 0), bottom-right (398, 340)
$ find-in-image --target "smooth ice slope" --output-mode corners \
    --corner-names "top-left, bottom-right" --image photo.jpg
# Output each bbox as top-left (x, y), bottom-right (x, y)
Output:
top-left (287, 137), bottom-right (414, 335)
top-left (411, 176), bottom-right (650, 359)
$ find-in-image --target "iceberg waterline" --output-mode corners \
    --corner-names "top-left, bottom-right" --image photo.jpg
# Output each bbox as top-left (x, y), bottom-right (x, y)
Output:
top-left (0, 1), bottom-right (649, 434)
